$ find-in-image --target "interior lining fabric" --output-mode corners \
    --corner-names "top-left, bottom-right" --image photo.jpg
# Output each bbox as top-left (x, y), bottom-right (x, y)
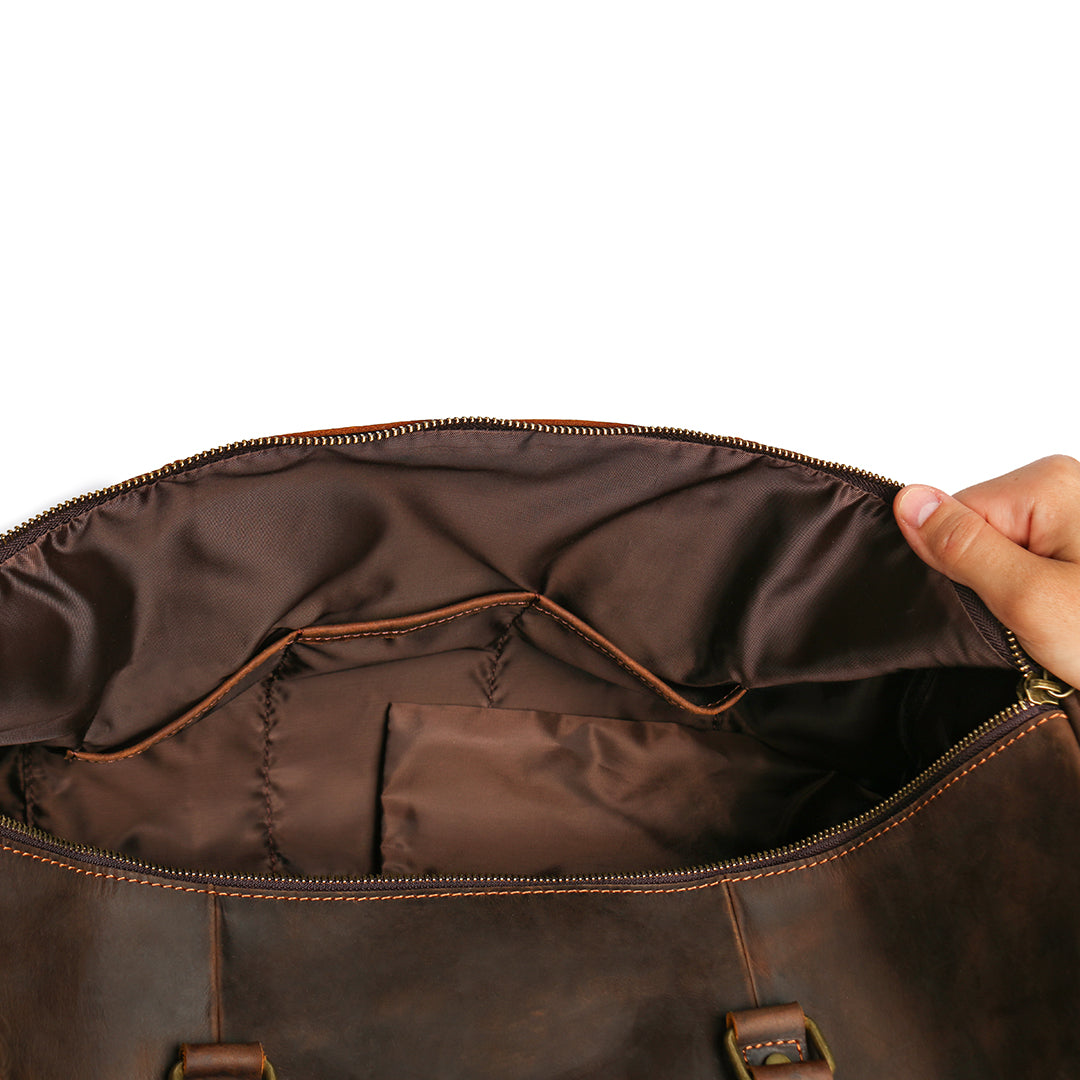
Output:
top-left (0, 426), bottom-right (1018, 879)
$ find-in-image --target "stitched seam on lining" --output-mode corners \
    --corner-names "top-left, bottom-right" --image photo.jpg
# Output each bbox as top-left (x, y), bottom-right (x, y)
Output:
top-left (0, 713), bottom-right (1060, 902)
top-left (70, 633), bottom-right (303, 764)
top-left (484, 602), bottom-right (535, 706)
top-left (74, 592), bottom-right (740, 765)
top-left (313, 598), bottom-right (740, 715)
top-left (260, 648), bottom-right (290, 876)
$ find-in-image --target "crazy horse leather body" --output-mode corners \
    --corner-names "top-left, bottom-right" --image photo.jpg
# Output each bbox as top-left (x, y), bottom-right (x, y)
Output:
top-left (0, 420), bottom-right (1076, 1078)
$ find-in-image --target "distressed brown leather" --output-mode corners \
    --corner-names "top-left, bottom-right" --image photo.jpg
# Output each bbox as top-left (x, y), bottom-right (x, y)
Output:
top-left (0, 419), bottom-right (1075, 1078)
top-left (180, 1042), bottom-right (266, 1078)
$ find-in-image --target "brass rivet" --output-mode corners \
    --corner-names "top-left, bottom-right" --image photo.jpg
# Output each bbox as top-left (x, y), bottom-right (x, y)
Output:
top-left (764, 1051), bottom-right (793, 1065)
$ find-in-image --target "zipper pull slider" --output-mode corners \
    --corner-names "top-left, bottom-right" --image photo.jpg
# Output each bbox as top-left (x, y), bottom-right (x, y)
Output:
top-left (1020, 668), bottom-right (1076, 707)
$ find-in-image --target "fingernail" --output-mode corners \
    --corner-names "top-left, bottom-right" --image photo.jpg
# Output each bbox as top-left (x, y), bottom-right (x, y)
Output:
top-left (898, 485), bottom-right (944, 528)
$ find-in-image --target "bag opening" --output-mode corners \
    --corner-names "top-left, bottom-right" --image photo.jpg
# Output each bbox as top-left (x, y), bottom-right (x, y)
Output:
top-left (0, 426), bottom-right (1019, 879)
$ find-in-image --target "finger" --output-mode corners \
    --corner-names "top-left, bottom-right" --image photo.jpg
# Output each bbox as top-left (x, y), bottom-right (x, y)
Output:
top-left (893, 484), bottom-right (1043, 629)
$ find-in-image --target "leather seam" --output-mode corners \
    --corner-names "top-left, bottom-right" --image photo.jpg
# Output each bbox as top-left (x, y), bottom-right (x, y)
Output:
top-left (0, 713), bottom-right (1061, 901)
top-left (209, 891), bottom-right (223, 1040)
top-left (723, 880), bottom-right (759, 1008)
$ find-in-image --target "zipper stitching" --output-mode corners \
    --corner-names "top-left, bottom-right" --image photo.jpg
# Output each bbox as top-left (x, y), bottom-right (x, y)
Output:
top-left (0, 699), bottom-right (1057, 894)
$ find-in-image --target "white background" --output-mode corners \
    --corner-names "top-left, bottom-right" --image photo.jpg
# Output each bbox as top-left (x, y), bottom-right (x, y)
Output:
top-left (1, 4), bottom-right (1077, 535)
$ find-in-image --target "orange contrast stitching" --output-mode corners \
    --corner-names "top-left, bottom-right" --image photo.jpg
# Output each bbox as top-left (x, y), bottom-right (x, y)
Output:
top-left (69, 632), bottom-right (302, 763)
top-left (313, 596), bottom-right (741, 714)
top-left (740, 1038), bottom-right (805, 1063)
top-left (75, 592), bottom-right (744, 764)
top-left (71, 599), bottom-right (531, 764)
top-left (307, 599), bottom-right (533, 641)
top-left (0, 713), bottom-right (1061, 902)
top-left (533, 605), bottom-right (741, 713)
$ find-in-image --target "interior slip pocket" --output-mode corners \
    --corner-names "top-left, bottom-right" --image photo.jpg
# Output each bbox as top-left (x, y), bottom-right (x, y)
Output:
top-left (29, 590), bottom-right (886, 881)
top-left (65, 591), bottom-right (746, 764)
top-left (378, 702), bottom-right (840, 878)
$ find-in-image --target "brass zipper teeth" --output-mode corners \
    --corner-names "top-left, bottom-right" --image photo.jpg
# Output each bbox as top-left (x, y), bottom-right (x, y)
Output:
top-left (1004, 628), bottom-right (1036, 676)
top-left (0, 421), bottom-right (438, 546)
top-left (0, 417), bottom-right (899, 548)
top-left (0, 698), bottom-right (1053, 892)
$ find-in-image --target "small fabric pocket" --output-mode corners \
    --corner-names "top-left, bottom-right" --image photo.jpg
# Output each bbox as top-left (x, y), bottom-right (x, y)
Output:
top-left (379, 701), bottom-right (830, 877)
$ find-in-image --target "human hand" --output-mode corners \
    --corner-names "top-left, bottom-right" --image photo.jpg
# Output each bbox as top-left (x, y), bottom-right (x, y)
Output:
top-left (893, 455), bottom-right (1080, 691)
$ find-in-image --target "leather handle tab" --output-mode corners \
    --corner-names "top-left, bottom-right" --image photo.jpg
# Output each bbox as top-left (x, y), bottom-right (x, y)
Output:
top-left (724, 1003), bottom-right (835, 1079)
top-left (171, 1043), bottom-right (271, 1080)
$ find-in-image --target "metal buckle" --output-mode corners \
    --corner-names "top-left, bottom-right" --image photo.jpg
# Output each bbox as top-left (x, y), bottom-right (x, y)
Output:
top-left (724, 1014), bottom-right (835, 1078)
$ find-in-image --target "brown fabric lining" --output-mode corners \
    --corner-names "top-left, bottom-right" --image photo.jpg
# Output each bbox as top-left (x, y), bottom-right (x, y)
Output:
top-left (377, 701), bottom-right (814, 877)
top-left (0, 428), bottom-right (1029, 894)
top-left (0, 712), bottom-right (1064, 901)
top-left (3, 430), bottom-right (1010, 765)
top-left (30, 595), bottom-right (881, 878)
top-left (28, 590), bottom-right (1020, 879)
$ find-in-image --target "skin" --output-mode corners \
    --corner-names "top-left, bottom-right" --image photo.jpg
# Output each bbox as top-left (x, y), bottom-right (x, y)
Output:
top-left (894, 455), bottom-right (1080, 691)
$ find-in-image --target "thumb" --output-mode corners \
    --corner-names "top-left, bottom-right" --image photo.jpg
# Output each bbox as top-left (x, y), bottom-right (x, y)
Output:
top-left (894, 484), bottom-right (1039, 621)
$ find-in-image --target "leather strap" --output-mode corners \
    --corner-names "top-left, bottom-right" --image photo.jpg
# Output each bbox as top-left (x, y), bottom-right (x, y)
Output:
top-left (728, 1002), bottom-right (812, 1065)
top-left (178, 1043), bottom-right (266, 1079)
top-left (725, 1003), bottom-right (835, 1078)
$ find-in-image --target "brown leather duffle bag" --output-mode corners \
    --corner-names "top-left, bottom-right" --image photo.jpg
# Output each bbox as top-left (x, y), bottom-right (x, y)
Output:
top-left (1, 418), bottom-right (1077, 1079)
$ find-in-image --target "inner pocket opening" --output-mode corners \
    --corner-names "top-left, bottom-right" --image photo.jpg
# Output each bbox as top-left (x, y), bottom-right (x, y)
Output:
top-left (0, 594), bottom-right (1019, 880)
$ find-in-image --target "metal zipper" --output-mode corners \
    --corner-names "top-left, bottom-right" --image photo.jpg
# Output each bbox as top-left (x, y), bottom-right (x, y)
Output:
top-left (0, 418), bottom-right (901, 555)
top-left (0, 692), bottom-right (1067, 894)
top-left (0, 417), bottom-right (1069, 893)
top-left (1005, 627), bottom-right (1037, 676)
